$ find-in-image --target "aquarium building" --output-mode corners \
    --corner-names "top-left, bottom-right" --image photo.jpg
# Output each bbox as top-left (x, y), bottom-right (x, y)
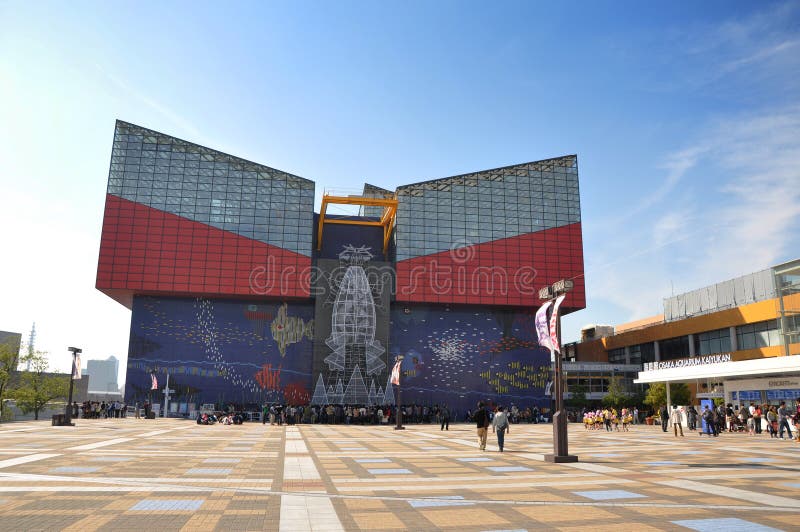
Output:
top-left (96, 121), bottom-right (585, 413)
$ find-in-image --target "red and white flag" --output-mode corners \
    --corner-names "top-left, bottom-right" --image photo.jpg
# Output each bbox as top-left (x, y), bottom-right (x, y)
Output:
top-left (549, 294), bottom-right (566, 353)
top-left (151, 373), bottom-right (158, 390)
top-left (535, 301), bottom-right (553, 350)
top-left (72, 354), bottom-right (81, 380)
top-left (390, 360), bottom-right (402, 386)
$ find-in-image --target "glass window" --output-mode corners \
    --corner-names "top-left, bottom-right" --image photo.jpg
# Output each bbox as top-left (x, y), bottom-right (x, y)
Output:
top-left (737, 320), bottom-right (780, 350)
top-left (697, 328), bottom-right (732, 355)
top-left (659, 336), bottom-right (690, 360)
top-left (608, 348), bottom-right (626, 364)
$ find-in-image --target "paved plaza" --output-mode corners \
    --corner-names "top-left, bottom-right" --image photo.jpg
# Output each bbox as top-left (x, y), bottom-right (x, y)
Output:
top-left (0, 419), bottom-right (799, 531)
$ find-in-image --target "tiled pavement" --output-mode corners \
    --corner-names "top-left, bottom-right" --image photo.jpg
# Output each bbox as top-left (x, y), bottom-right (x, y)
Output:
top-left (1, 420), bottom-right (799, 530)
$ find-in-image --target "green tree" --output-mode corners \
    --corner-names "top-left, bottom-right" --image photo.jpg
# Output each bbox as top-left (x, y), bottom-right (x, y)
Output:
top-left (566, 384), bottom-right (589, 409)
top-left (0, 339), bottom-right (21, 421)
top-left (11, 351), bottom-right (69, 420)
top-left (602, 376), bottom-right (629, 409)
top-left (643, 382), bottom-right (690, 410)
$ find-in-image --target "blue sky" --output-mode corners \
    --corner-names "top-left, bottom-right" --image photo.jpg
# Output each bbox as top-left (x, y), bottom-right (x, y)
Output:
top-left (1, 2), bottom-right (798, 384)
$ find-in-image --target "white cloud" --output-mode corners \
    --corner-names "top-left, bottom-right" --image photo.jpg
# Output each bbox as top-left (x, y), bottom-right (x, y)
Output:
top-left (578, 104), bottom-right (800, 340)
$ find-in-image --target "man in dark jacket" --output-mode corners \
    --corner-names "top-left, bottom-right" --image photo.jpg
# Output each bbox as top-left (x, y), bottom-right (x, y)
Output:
top-left (659, 405), bottom-right (669, 432)
top-left (474, 402), bottom-right (490, 450)
top-left (440, 404), bottom-right (450, 431)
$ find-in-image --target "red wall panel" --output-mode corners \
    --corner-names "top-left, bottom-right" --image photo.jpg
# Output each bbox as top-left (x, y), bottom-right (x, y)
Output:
top-left (96, 194), bottom-right (311, 307)
top-left (395, 222), bottom-right (586, 311)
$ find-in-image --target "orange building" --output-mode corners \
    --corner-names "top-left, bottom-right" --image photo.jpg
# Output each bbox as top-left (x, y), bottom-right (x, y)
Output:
top-left (575, 259), bottom-right (800, 405)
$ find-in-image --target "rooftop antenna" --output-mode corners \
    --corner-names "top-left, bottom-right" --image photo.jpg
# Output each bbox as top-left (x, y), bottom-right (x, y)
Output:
top-left (26, 322), bottom-right (36, 371)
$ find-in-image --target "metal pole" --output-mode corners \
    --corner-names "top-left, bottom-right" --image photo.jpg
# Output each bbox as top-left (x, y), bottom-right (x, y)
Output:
top-left (394, 356), bottom-right (405, 430)
top-left (65, 347), bottom-right (81, 426)
top-left (163, 372), bottom-right (170, 418)
top-left (543, 284), bottom-right (577, 463)
top-left (65, 352), bottom-right (75, 425)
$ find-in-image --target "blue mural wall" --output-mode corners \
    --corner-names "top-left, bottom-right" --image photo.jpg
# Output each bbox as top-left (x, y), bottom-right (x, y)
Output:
top-left (389, 305), bottom-right (551, 414)
top-left (125, 296), bottom-right (315, 408)
top-left (124, 296), bottom-right (551, 414)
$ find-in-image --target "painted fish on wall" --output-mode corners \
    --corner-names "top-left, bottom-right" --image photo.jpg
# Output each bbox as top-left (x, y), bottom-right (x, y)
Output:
top-left (271, 303), bottom-right (314, 356)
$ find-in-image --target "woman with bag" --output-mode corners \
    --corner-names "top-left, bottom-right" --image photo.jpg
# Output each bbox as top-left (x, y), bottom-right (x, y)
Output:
top-left (767, 406), bottom-right (778, 438)
top-left (493, 405), bottom-right (511, 452)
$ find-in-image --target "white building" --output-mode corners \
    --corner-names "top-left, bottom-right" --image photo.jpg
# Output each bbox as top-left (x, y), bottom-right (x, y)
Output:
top-left (86, 356), bottom-right (120, 394)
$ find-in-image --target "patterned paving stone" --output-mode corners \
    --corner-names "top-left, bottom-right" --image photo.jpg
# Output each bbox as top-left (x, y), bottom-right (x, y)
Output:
top-left (408, 496), bottom-right (474, 508)
top-left (51, 466), bottom-right (100, 473)
top-left (673, 517), bottom-right (783, 531)
top-left (2, 419), bottom-right (800, 530)
top-left (130, 499), bottom-right (205, 511)
top-left (367, 468), bottom-right (412, 474)
top-left (573, 489), bottom-right (647, 500)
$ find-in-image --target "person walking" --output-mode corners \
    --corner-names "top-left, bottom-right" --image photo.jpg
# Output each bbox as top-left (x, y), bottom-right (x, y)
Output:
top-left (660, 405), bottom-right (669, 432)
top-left (753, 404), bottom-right (763, 435)
top-left (686, 405), bottom-right (698, 431)
top-left (474, 402), bottom-right (490, 451)
top-left (670, 405), bottom-right (684, 437)
top-left (440, 404), bottom-right (450, 431)
top-left (701, 405), bottom-right (715, 436)
top-left (492, 406), bottom-right (510, 452)
top-left (767, 405), bottom-right (778, 437)
top-left (778, 401), bottom-right (792, 439)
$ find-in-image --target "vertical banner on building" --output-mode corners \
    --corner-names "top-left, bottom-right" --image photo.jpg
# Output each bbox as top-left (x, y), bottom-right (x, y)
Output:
top-left (72, 354), bottom-right (81, 380)
top-left (151, 373), bottom-right (158, 390)
top-left (390, 359), bottom-right (402, 385)
top-left (535, 301), bottom-right (553, 350)
top-left (549, 294), bottom-right (566, 354)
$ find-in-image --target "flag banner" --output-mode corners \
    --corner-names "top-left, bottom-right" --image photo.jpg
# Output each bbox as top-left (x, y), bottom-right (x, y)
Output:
top-left (151, 373), bottom-right (158, 390)
top-left (72, 354), bottom-right (81, 380)
top-left (390, 360), bottom-right (402, 385)
top-left (535, 301), bottom-right (553, 350)
top-left (550, 294), bottom-right (566, 353)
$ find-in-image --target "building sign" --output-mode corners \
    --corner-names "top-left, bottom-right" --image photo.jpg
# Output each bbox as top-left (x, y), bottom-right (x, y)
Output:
top-left (642, 353), bottom-right (731, 372)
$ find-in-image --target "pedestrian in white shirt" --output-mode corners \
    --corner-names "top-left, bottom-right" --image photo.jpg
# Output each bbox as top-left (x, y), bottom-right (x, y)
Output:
top-left (670, 406), bottom-right (684, 437)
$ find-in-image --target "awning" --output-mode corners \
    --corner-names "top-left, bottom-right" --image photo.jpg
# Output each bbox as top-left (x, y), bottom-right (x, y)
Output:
top-left (634, 354), bottom-right (800, 384)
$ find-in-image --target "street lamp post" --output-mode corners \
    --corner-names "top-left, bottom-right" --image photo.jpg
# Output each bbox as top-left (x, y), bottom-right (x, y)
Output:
top-left (65, 347), bottom-right (82, 426)
top-left (540, 280), bottom-right (578, 463)
top-left (394, 354), bottom-right (405, 430)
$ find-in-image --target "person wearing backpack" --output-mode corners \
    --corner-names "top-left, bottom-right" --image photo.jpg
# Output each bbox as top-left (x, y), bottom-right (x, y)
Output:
top-left (492, 405), bottom-right (511, 452)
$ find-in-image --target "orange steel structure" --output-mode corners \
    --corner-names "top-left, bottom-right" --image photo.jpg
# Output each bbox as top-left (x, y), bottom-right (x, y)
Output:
top-left (317, 193), bottom-right (398, 255)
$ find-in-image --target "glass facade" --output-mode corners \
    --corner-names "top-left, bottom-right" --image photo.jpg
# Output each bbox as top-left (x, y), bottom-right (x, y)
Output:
top-left (107, 121), bottom-right (314, 254)
top-left (395, 158), bottom-right (580, 261)
top-left (394, 157), bottom-right (585, 309)
top-left (628, 343), bottom-right (656, 365)
top-left (608, 347), bottom-right (626, 364)
top-left (696, 327), bottom-right (732, 355)
top-left (736, 320), bottom-right (781, 350)
top-left (98, 121), bottom-right (314, 301)
top-left (659, 336), bottom-right (690, 361)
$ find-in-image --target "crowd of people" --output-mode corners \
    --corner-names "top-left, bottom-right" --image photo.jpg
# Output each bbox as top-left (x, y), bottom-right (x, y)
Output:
top-left (76, 400), bottom-right (127, 419)
top-left (582, 408), bottom-right (635, 431)
top-left (651, 399), bottom-right (800, 439)
top-left (689, 399), bottom-right (800, 439)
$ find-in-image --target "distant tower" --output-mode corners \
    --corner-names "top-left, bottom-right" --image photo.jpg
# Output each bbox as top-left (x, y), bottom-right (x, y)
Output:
top-left (26, 322), bottom-right (36, 371)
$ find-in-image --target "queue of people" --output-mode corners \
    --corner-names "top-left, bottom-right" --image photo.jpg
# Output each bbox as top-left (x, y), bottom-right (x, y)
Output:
top-left (696, 399), bottom-right (800, 440)
top-left (79, 400), bottom-right (127, 419)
